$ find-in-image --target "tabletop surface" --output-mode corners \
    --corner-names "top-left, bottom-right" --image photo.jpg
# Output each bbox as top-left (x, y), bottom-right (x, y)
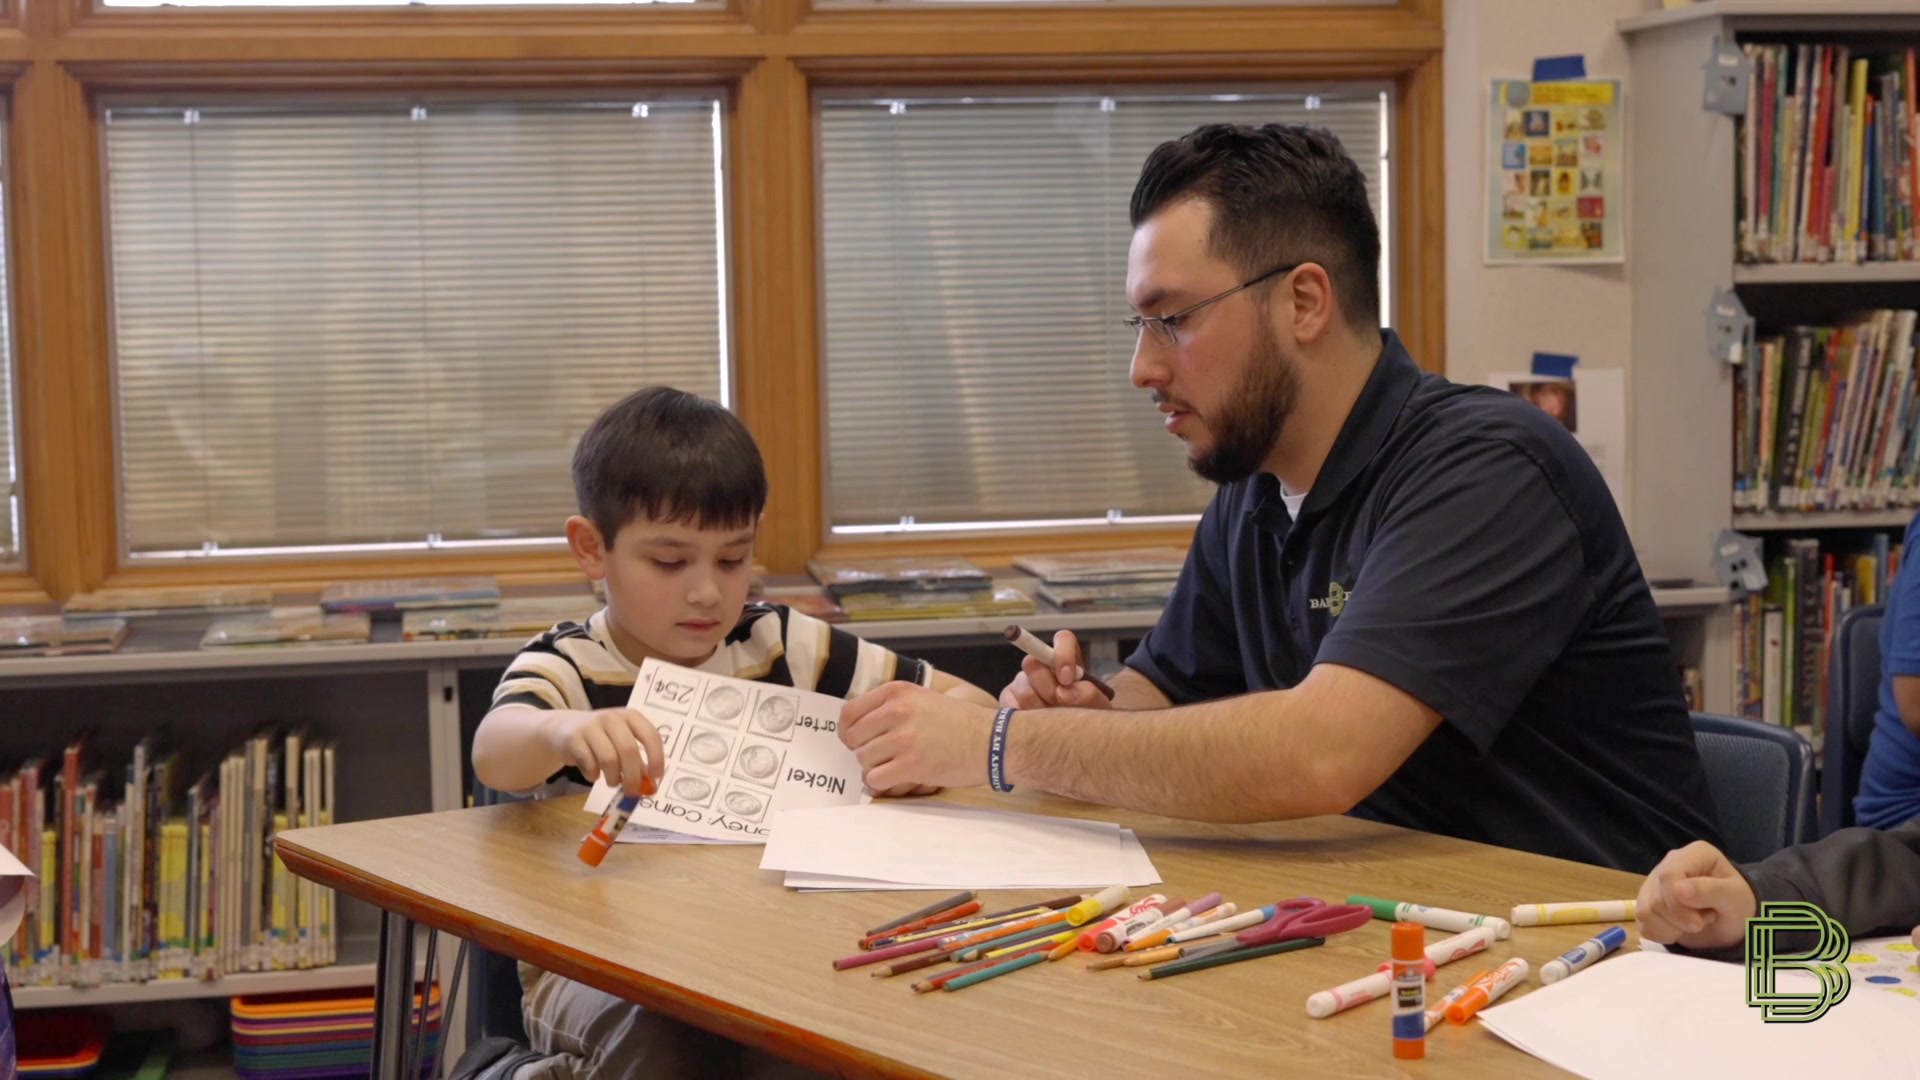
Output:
top-left (277, 791), bottom-right (1650, 1080)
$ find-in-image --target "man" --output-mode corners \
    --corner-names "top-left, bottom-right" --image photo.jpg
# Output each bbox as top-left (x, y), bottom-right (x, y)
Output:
top-left (840, 123), bottom-right (1719, 872)
top-left (1855, 509), bottom-right (1920, 829)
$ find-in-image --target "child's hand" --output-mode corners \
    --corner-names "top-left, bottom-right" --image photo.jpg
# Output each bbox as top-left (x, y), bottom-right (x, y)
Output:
top-left (1636, 840), bottom-right (1757, 951)
top-left (543, 708), bottom-right (665, 796)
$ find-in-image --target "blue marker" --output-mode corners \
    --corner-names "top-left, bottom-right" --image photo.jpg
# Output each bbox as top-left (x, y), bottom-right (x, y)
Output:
top-left (1539, 925), bottom-right (1628, 984)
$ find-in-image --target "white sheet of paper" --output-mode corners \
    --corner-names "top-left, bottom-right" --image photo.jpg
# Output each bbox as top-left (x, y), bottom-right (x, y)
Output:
top-left (784, 828), bottom-right (1162, 891)
top-left (616, 824), bottom-right (756, 846)
top-left (1477, 949), bottom-right (1920, 1080)
top-left (0, 839), bottom-right (33, 944)
top-left (760, 802), bottom-right (1150, 890)
top-left (583, 658), bottom-right (866, 842)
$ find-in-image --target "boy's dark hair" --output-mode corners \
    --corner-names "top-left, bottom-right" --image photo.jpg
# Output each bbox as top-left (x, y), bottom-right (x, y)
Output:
top-left (572, 387), bottom-right (767, 545)
top-left (1129, 123), bottom-right (1380, 331)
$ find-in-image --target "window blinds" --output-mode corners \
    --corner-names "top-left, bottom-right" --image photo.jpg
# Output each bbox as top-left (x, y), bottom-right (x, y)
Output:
top-left (104, 100), bottom-right (727, 558)
top-left (818, 89), bottom-right (1388, 533)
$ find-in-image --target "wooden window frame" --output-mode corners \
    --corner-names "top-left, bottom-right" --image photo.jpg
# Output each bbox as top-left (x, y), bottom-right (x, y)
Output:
top-left (2, 0), bottom-right (1442, 602)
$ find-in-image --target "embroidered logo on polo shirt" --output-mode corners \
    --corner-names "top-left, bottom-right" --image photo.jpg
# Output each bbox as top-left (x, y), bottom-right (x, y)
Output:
top-left (1309, 582), bottom-right (1349, 618)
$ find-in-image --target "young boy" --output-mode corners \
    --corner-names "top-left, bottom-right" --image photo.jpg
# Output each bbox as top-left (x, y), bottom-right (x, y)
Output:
top-left (1637, 824), bottom-right (1920, 960)
top-left (471, 386), bottom-right (994, 1079)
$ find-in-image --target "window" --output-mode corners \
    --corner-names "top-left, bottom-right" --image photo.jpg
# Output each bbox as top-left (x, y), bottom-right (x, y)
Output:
top-left (104, 99), bottom-right (728, 559)
top-left (818, 88), bottom-right (1389, 535)
top-left (0, 116), bottom-right (17, 568)
top-left (104, 0), bottom-right (705, 7)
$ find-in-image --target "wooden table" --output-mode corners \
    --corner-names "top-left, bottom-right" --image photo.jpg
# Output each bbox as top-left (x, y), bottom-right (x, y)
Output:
top-left (276, 792), bottom-right (1647, 1079)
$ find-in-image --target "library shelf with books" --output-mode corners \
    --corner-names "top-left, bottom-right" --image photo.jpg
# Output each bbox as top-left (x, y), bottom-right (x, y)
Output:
top-left (1622, 1), bottom-right (1920, 733)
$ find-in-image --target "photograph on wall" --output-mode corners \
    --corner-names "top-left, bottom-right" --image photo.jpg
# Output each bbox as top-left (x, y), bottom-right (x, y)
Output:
top-left (1486, 78), bottom-right (1624, 264)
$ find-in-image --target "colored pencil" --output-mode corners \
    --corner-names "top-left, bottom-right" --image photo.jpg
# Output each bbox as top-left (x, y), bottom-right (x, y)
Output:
top-left (956, 922), bottom-right (1066, 962)
top-left (865, 891), bottom-right (975, 936)
top-left (912, 940), bottom-right (1054, 993)
top-left (1136, 936), bottom-right (1326, 981)
top-left (865, 905), bottom-right (1052, 949)
top-left (942, 950), bottom-right (1047, 991)
top-left (858, 901), bottom-right (982, 948)
top-left (869, 948), bottom-right (960, 979)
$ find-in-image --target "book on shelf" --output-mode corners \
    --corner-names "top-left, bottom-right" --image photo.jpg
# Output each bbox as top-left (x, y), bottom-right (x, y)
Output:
top-left (1732, 310), bottom-right (1920, 511)
top-left (200, 610), bottom-right (372, 650)
top-left (317, 576), bottom-right (500, 614)
top-left (1731, 533), bottom-right (1906, 738)
top-left (61, 587), bottom-right (273, 621)
top-left (401, 594), bottom-right (601, 641)
top-left (0, 617), bottom-right (130, 659)
top-left (804, 557), bottom-right (992, 599)
top-left (1009, 547), bottom-right (1187, 585)
top-left (1, 730), bottom-right (339, 989)
top-left (1037, 581), bottom-right (1171, 612)
top-left (835, 586), bottom-right (1036, 622)
top-left (1737, 42), bottom-right (1920, 265)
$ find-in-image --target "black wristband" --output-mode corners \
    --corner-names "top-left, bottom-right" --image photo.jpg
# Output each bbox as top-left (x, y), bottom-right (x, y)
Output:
top-left (989, 707), bottom-right (1016, 792)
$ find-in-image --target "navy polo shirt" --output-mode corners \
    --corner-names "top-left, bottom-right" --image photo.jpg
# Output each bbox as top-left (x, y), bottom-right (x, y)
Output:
top-left (1128, 330), bottom-right (1721, 872)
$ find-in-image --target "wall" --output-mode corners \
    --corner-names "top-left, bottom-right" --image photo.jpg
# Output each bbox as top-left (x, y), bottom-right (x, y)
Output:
top-left (1441, 0), bottom-right (1649, 385)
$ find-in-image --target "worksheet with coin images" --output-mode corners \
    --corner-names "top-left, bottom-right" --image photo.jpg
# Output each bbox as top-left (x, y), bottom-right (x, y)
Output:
top-left (583, 657), bottom-right (867, 842)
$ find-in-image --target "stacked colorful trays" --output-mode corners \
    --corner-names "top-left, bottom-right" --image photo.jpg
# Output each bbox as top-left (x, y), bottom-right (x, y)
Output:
top-left (232, 984), bottom-right (440, 1079)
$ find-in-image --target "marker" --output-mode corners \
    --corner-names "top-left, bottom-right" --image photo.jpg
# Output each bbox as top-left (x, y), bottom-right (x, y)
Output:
top-left (942, 950), bottom-right (1047, 991)
top-left (1391, 923), bottom-right (1425, 1060)
top-left (1447, 958), bottom-right (1529, 1023)
top-left (1511, 900), bottom-right (1636, 926)
top-left (578, 773), bottom-right (656, 867)
top-left (1423, 970), bottom-right (1489, 1032)
top-left (1371, 924), bottom-right (1499, 979)
top-left (1349, 896), bottom-right (1513, 941)
top-left (1539, 925), bottom-right (1629, 983)
top-left (1058, 894), bottom-right (1166, 959)
top-left (1097, 900), bottom-right (1178, 953)
top-left (1169, 905), bottom-right (1274, 944)
top-left (1003, 625), bottom-right (1117, 700)
top-left (1064, 885), bottom-right (1128, 926)
top-left (1307, 971), bottom-right (1391, 1019)
top-left (1128, 902), bottom-right (1242, 952)
top-left (865, 890), bottom-right (976, 937)
top-left (1135, 936), bottom-right (1325, 981)
top-left (1137, 893), bottom-right (1222, 937)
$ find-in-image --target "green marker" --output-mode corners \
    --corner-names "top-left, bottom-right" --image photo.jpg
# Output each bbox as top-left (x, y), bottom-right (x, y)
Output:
top-left (1347, 896), bottom-right (1512, 941)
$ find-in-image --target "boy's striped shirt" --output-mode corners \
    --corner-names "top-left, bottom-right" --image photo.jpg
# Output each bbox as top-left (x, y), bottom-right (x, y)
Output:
top-left (490, 603), bottom-right (934, 791)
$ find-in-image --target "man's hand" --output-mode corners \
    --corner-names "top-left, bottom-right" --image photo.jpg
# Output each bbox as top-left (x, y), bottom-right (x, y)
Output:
top-left (540, 708), bottom-right (665, 796)
top-left (1000, 630), bottom-right (1113, 710)
top-left (1636, 840), bottom-right (1758, 951)
top-left (841, 682), bottom-right (996, 792)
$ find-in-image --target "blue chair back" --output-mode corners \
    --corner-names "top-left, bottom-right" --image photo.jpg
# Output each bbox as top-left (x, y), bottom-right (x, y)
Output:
top-left (1690, 712), bottom-right (1817, 864)
top-left (467, 779), bottom-right (532, 1044)
top-left (1822, 604), bottom-right (1885, 837)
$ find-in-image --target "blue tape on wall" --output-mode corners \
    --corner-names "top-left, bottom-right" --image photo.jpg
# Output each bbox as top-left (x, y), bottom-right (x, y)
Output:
top-left (1531, 55), bottom-right (1588, 82)
top-left (1531, 352), bottom-right (1578, 378)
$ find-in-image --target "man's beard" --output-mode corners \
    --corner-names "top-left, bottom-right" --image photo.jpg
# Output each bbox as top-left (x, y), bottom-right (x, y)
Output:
top-left (1188, 322), bottom-right (1300, 485)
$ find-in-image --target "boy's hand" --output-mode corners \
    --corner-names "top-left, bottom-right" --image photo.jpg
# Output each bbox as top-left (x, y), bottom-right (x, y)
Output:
top-left (1637, 840), bottom-right (1757, 951)
top-left (1001, 630), bottom-right (1111, 711)
top-left (543, 708), bottom-right (665, 797)
top-left (841, 682), bottom-right (994, 792)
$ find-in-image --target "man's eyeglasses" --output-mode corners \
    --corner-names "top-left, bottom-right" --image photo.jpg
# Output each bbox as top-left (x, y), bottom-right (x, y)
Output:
top-left (1124, 263), bottom-right (1299, 348)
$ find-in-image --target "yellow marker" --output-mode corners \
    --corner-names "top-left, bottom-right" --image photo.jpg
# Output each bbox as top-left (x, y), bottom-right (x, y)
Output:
top-left (1065, 885), bottom-right (1128, 926)
top-left (1509, 900), bottom-right (1635, 926)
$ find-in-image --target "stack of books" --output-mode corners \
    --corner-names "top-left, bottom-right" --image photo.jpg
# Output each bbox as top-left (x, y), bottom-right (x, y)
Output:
top-left (201, 610), bottom-right (372, 650)
top-left (0, 616), bottom-right (131, 658)
top-left (400, 595), bottom-right (599, 641)
top-left (1, 730), bottom-right (339, 989)
top-left (1732, 310), bottom-right (1920, 512)
top-left (1012, 548), bottom-right (1186, 612)
top-left (317, 576), bottom-right (500, 615)
top-left (805, 557), bottom-right (1034, 622)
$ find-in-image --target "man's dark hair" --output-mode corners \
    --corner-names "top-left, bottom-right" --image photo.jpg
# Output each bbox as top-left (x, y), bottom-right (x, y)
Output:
top-left (572, 386), bottom-right (767, 546)
top-left (1129, 123), bottom-right (1380, 330)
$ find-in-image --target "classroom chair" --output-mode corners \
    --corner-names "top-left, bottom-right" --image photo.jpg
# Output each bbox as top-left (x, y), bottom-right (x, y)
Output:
top-left (1689, 711), bottom-right (1817, 864)
top-left (465, 777), bottom-right (534, 1045)
top-left (1821, 603), bottom-right (1885, 837)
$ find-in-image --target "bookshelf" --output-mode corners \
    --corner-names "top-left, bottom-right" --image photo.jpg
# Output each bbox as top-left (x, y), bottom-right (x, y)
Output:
top-left (9, 930), bottom-right (431, 1009)
top-left (1620, 2), bottom-right (1920, 724)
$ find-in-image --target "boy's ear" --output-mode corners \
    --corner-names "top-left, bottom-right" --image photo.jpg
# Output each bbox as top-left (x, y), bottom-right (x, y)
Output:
top-left (565, 515), bottom-right (608, 580)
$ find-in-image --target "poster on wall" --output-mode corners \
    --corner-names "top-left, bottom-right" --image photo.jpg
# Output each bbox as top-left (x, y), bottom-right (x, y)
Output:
top-left (1486, 78), bottom-right (1625, 264)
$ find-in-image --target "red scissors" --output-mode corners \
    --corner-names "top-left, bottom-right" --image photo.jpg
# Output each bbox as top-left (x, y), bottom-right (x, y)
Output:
top-left (1235, 897), bottom-right (1372, 947)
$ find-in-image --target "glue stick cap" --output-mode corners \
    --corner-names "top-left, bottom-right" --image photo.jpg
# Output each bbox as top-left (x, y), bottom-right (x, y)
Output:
top-left (1392, 921), bottom-right (1426, 961)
